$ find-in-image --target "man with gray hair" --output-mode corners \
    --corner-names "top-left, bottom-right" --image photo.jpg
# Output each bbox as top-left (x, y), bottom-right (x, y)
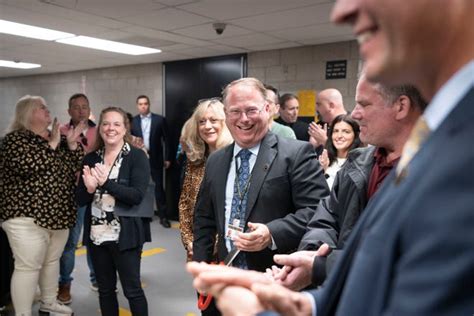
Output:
top-left (193, 77), bottom-right (328, 273)
top-left (269, 74), bottom-right (426, 290)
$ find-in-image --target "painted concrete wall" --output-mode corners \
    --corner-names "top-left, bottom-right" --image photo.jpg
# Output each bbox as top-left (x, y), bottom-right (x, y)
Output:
top-left (0, 40), bottom-right (360, 136)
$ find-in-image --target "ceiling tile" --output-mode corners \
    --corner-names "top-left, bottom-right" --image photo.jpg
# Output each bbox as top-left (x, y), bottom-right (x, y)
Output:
top-left (173, 23), bottom-right (252, 40)
top-left (122, 7), bottom-right (212, 31)
top-left (213, 33), bottom-right (283, 48)
top-left (231, 3), bottom-right (334, 31)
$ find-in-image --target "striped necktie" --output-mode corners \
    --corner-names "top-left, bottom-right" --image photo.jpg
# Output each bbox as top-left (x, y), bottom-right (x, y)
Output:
top-left (395, 116), bottom-right (431, 183)
top-left (229, 149), bottom-right (252, 268)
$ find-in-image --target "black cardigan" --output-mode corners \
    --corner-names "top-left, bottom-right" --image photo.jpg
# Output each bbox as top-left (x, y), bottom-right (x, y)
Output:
top-left (77, 145), bottom-right (152, 251)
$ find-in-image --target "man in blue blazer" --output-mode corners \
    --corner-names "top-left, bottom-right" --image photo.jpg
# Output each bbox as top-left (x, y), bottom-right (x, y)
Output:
top-left (131, 95), bottom-right (172, 228)
top-left (186, 0), bottom-right (474, 314)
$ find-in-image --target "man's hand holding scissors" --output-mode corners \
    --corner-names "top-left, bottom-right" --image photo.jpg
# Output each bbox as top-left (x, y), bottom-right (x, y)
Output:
top-left (232, 222), bottom-right (272, 252)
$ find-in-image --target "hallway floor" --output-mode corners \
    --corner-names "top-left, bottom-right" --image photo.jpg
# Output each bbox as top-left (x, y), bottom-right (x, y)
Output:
top-left (2, 218), bottom-right (201, 316)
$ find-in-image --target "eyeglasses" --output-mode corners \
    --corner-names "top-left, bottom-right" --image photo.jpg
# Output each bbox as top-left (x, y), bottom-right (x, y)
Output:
top-left (225, 106), bottom-right (264, 119)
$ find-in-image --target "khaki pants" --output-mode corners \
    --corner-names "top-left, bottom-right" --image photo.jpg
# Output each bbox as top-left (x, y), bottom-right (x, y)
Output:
top-left (2, 217), bottom-right (68, 316)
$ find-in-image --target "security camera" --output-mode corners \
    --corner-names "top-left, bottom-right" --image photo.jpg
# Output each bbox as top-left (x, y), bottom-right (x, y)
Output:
top-left (212, 22), bottom-right (226, 35)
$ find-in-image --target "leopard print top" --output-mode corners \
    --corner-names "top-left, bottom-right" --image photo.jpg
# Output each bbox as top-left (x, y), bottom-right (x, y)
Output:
top-left (0, 129), bottom-right (84, 230)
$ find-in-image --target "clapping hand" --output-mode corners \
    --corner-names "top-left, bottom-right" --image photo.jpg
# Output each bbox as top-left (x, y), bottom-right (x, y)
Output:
top-left (308, 122), bottom-right (328, 147)
top-left (66, 120), bottom-right (87, 150)
top-left (91, 163), bottom-right (110, 187)
top-left (318, 149), bottom-right (330, 171)
top-left (48, 118), bottom-right (61, 150)
top-left (82, 165), bottom-right (99, 193)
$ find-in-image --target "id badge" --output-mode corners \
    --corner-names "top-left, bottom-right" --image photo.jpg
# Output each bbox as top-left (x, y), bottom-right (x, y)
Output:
top-left (226, 218), bottom-right (243, 239)
top-left (91, 202), bottom-right (102, 218)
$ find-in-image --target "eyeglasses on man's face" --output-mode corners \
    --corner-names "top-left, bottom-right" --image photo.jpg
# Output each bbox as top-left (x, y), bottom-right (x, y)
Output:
top-left (225, 105), bottom-right (264, 119)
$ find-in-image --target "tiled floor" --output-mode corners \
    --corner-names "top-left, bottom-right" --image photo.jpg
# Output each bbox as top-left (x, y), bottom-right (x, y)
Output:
top-left (2, 218), bottom-right (200, 316)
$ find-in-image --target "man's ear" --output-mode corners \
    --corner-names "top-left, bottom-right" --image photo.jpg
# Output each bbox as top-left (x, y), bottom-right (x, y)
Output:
top-left (394, 95), bottom-right (411, 120)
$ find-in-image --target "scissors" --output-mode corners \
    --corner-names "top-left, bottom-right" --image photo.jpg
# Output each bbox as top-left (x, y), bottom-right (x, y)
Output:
top-left (197, 247), bottom-right (241, 310)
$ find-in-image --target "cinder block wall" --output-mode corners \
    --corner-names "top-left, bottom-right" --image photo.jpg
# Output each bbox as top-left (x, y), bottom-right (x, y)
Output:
top-left (0, 63), bottom-right (162, 134)
top-left (0, 40), bottom-right (360, 135)
top-left (248, 41), bottom-right (360, 110)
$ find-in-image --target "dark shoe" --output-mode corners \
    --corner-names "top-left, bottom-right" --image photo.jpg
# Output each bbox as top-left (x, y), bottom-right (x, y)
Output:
top-left (160, 217), bottom-right (171, 228)
top-left (57, 283), bottom-right (72, 305)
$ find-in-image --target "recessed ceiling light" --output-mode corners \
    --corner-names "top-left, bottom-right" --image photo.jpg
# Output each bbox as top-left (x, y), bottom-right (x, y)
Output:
top-left (0, 19), bottom-right (74, 41)
top-left (0, 19), bottom-right (160, 56)
top-left (56, 36), bottom-right (161, 55)
top-left (0, 60), bottom-right (41, 69)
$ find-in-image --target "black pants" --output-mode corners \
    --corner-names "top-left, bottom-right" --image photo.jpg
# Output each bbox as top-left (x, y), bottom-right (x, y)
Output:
top-left (151, 167), bottom-right (167, 219)
top-left (89, 242), bottom-right (148, 316)
top-left (0, 227), bottom-right (14, 307)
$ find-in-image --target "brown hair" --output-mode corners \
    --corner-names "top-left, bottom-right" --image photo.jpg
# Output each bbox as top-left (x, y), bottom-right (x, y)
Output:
top-left (92, 106), bottom-right (132, 151)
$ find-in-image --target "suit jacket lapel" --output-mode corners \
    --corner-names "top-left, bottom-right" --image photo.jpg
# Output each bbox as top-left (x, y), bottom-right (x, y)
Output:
top-left (218, 144), bottom-right (234, 230)
top-left (150, 114), bottom-right (158, 138)
top-left (133, 116), bottom-right (143, 138)
top-left (245, 132), bottom-right (277, 221)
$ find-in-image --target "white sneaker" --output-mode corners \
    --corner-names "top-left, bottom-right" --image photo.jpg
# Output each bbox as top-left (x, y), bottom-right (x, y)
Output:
top-left (90, 282), bottom-right (99, 292)
top-left (39, 300), bottom-right (73, 315)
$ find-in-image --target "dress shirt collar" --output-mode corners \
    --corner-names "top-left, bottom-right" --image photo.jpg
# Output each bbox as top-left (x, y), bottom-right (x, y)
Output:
top-left (233, 142), bottom-right (261, 158)
top-left (140, 112), bottom-right (152, 120)
top-left (424, 61), bottom-right (474, 131)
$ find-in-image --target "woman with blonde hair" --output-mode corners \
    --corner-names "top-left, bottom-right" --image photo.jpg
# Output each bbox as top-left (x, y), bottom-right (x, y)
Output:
top-left (179, 98), bottom-right (233, 262)
top-left (0, 95), bottom-right (84, 316)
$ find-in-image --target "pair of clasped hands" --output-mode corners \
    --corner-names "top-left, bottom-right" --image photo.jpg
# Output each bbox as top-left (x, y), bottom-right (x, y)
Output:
top-left (188, 242), bottom-right (332, 316)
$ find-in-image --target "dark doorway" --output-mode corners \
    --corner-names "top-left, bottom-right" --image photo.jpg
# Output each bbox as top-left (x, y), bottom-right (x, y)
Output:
top-left (163, 54), bottom-right (247, 220)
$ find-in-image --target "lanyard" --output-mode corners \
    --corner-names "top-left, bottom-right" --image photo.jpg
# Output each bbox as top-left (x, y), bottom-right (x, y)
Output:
top-left (97, 145), bottom-right (123, 198)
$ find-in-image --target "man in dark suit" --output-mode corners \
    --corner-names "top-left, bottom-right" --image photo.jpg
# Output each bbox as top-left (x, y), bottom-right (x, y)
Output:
top-left (192, 78), bottom-right (329, 272)
top-left (131, 95), bottom-right (172, 228)
top-left (275, 94), bottom-right (309, 141)
top-left (187, 0), bottom-right (474, 315)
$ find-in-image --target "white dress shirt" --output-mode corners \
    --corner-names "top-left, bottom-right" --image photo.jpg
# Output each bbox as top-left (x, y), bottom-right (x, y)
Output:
top-left (224, 143), bottom-right (260, 251)
top-left (140, 113), bottom-right (152, 151)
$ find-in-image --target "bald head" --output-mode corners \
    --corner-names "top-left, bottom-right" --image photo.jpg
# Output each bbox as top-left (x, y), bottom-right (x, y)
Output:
top-left (317, 88), bottom-right (347, 124)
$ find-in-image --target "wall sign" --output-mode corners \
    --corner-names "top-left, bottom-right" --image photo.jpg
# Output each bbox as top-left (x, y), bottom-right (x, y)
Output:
top-left (325, 60), bottom-right (347, 79)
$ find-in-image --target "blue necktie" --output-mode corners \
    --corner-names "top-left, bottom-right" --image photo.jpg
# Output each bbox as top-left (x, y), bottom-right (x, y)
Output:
top-left (229, 149), bottom-right (252, 268)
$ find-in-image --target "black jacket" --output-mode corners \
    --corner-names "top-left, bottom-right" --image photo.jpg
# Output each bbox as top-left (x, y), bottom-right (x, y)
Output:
top-left (274, 118), bottom-right (310, 141)
top-left (77, 145), bottom-right (151, 251)
top-left (299, 146), bottom-right (376, 285)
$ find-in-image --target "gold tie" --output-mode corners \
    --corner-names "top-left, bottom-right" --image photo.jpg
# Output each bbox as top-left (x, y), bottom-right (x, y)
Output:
top-left (395, 116), bottom-right (431, 183)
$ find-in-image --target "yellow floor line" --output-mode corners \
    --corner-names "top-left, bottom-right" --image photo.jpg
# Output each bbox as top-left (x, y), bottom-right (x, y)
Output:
top-left (75, 248), bottom-right (87, 256)
top-left (119, 306), bottom-right (131, 316)
top-left (141, 247), bottom-right (166, 257)
top-left (76, 247), bottom-right (166, 257)
top-left (171, 222), bottom-right (180, 229)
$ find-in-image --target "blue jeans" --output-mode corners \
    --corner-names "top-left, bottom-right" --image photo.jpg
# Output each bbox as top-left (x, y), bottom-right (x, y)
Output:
top-left (59, 205), bottom-right (96, 285)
